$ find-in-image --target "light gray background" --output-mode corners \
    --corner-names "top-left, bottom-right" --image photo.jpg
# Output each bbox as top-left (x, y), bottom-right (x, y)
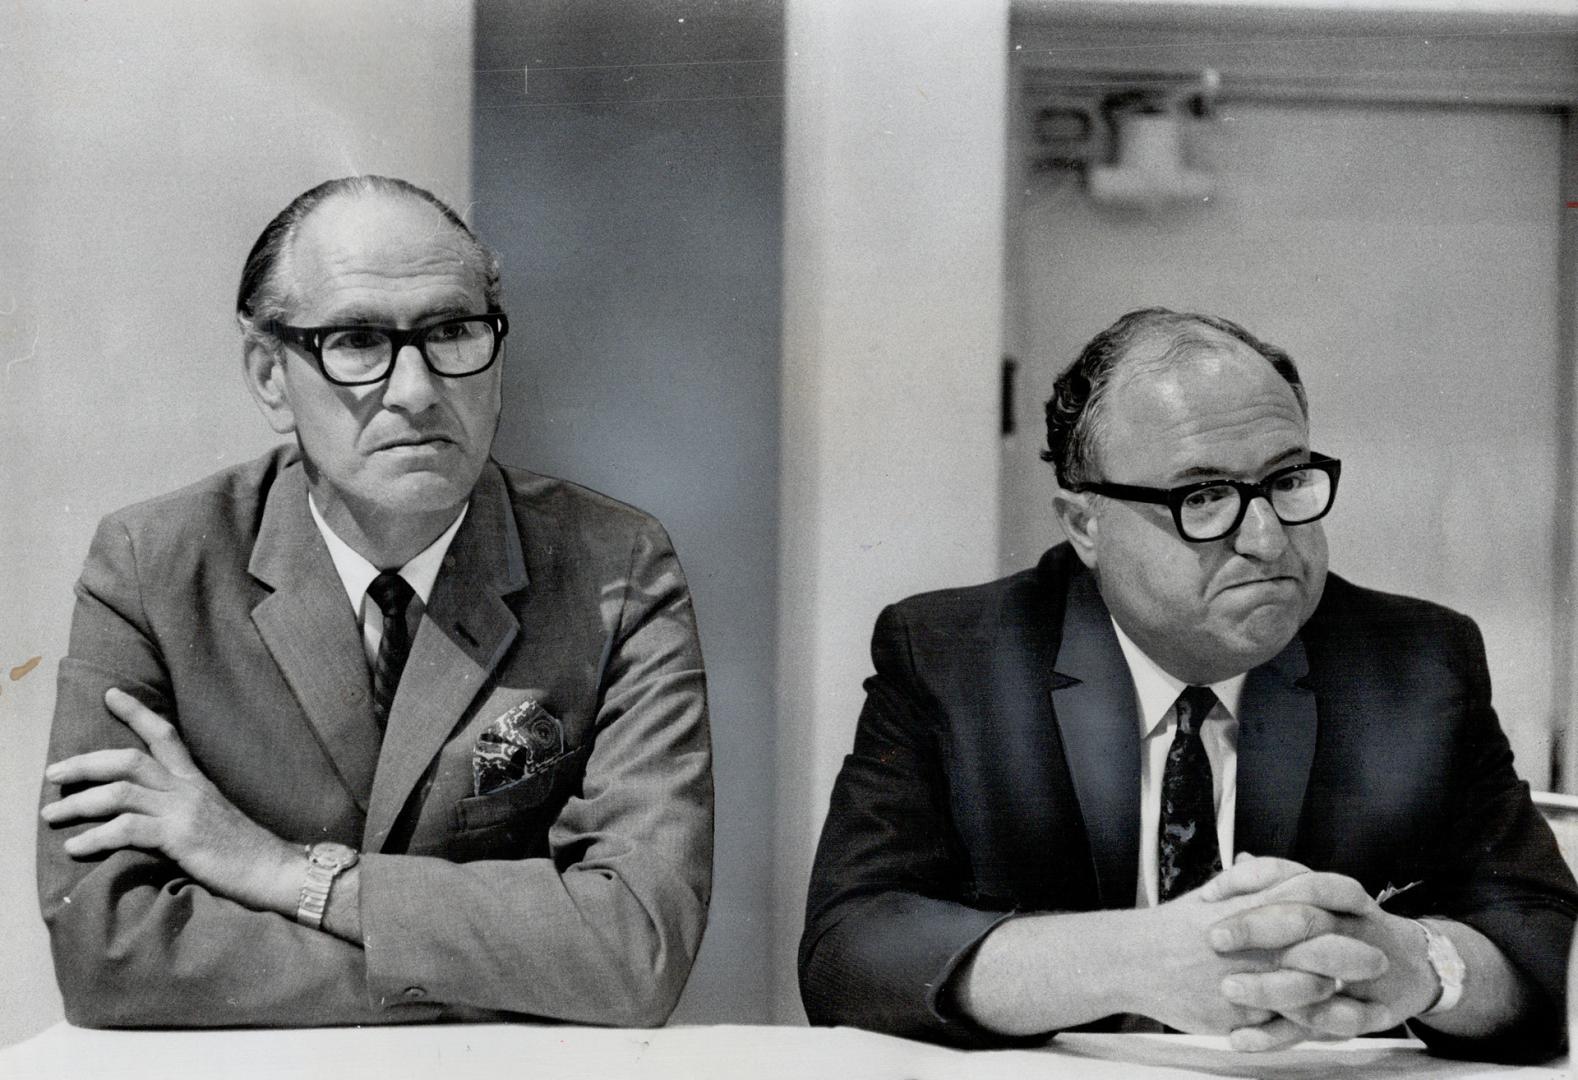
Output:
top-left (1, 0), bottom-right (784, 1042)
top-left (3, 0), bottom-right (1571, 1052)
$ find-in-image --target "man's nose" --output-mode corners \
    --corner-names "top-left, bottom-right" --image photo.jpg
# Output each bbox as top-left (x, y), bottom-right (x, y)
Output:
top-left (1232, 496), bottom-right (1290, 559)
top-left (381, 344), bottom-right (441, 412)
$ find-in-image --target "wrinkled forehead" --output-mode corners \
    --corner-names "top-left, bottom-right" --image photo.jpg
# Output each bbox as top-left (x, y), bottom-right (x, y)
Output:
top-left (277, 192), bottom-right (486, 312)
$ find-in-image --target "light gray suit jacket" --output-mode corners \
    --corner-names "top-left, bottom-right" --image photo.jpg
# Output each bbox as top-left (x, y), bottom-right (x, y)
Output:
top-left (38, 445), bottom-right (712, 1028)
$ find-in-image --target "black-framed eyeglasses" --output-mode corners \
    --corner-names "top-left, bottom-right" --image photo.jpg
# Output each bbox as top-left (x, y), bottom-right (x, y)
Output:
top-left (1070, 452), bottom-right (1342, 543)
top-left (259, 313), bottom-right (509, 387)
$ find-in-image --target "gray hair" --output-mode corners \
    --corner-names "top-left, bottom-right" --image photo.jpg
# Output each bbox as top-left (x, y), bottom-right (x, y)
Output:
top-left (235, 176), bottom-right (501, 345)
top-left (1042, 307), bottom-right (1308, 489)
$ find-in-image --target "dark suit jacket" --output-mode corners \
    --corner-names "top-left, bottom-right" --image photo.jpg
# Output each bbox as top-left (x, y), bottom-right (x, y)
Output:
top-left (38, 445), bottom-right (712, 1028)
top-left (800, 544), bottom-right (1576, 1060)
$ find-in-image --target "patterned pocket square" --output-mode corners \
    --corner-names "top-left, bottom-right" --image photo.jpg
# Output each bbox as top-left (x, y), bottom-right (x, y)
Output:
top-left (473, 699), bottom-right (567, 796)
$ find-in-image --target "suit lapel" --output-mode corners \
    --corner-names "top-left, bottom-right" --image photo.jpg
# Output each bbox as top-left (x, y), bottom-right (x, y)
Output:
top-left (248, 460), bottom-right (381, 810)
top-left (363, 463), bottom-right (529, 852)
top-left (1234, 635), bottom-right (1316, 859)
top-left (1049, 568), bottom-right (1143, 908)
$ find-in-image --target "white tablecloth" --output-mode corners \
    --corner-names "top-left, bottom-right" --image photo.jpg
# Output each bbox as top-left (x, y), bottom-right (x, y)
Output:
top-left (0, 1022), bottom-right (1565, 1079)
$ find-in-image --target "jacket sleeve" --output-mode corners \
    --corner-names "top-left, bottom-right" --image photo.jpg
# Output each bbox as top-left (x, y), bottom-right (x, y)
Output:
top-left (38, 516), bottom-right (445, 1028)
top-left (39, 515), bottom-right (712, 1029)
top-left (354, 519), bottom-right (713, 1027)
top-left (1406, 613), bottom-right (1578, 1063)
top-left (798, 604), bottom-right (1024, 1046)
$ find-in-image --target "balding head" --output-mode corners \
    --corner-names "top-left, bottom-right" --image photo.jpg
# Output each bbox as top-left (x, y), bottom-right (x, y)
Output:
top-left (235, 176), bottom-right (501, 337)
top-left (1042, 308), bottom-right (1308, 490)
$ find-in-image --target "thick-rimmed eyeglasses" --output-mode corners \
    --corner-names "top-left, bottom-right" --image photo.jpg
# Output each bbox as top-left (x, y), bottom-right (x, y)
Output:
top-left (1070, 452), bottom-right (1342, 543)
top-left (259, 313), bottom-right (509, 387)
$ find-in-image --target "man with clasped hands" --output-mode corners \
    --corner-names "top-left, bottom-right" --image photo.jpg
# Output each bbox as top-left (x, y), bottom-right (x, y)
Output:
top-left (801, 308), bottom-right (1576, 1060)
top-left (37, 177), bottom-right (712, 1028)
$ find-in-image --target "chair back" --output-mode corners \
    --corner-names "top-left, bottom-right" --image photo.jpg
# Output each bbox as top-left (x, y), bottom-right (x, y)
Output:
top-left (1532, 790), bottom-right (1578, 879)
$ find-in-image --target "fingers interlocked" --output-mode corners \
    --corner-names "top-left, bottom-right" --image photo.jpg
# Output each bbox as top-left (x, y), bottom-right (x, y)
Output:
top-left (1202, 857), bottom-right (1399, 1049)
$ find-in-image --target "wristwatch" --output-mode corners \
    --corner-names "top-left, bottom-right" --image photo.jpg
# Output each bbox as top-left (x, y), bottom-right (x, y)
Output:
top-left (1415, 918), bottom-right (1465, 1016)
top-left (296, 842), bottom-right (359, 929)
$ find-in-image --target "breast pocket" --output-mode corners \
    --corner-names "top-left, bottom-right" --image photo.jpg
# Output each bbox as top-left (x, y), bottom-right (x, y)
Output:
top-left (447, 744), bottom-right (593, 860)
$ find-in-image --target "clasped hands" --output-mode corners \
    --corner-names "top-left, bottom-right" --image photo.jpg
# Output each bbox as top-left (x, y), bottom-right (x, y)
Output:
top-left (40, 687), bottom-right (305, 916)
top-left (43, 688), bottom-right (1443, 1049)
top-left (1155, 852), bottom-right (1440, 1051)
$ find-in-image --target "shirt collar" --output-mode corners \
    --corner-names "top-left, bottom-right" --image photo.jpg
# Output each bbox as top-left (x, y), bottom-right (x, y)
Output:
top-left (1108, 617), bottom-right (1246, 738)
top-left (307, 493), bottom-right (468, 613)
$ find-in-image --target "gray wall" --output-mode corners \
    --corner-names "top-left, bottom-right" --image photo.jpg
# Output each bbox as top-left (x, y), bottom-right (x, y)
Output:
top-left (1, 1), bottom-right (475, 1046)
top-left (473, 1), bottom-right (784, 1023)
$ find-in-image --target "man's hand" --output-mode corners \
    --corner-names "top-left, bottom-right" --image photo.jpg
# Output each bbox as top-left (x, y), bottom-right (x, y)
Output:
top-left (1204, 855), bottom-right (1435, 1051)
top-left (1118, 854), bottom-right (1324, 1035)
top-left (41, 688), bottom-right (305, 916)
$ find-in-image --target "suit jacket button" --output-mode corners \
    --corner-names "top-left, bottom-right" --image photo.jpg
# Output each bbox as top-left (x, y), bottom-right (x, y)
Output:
top-left (403, 986), bottom-right (427, 1000)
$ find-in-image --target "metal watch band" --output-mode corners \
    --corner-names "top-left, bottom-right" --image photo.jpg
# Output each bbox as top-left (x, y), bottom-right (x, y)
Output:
top-left (1415, 918), bottom-right (1465, 1016)
top-left (295, 843), bottom-right (358, 930)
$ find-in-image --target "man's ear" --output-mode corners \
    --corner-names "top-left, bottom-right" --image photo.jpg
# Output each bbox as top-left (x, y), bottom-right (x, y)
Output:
top-left (242, 339), bottom-right (297, 436)
top-left (1052, 489), bottom-right (1100, 570)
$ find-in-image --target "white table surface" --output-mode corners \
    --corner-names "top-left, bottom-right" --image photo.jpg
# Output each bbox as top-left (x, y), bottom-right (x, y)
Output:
top-left (0, 1023), bottom-right (1567, 1080)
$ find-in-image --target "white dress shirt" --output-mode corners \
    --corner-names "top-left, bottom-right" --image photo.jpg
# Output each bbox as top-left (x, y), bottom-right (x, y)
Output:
top-left (1109, 618), bottom-right (1247, 908)
top-left (307, 494), bottom-right (468, 665)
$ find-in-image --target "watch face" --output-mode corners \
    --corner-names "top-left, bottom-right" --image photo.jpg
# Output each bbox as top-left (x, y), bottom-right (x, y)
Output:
top-left (310, 842), bottom-right (358, 870)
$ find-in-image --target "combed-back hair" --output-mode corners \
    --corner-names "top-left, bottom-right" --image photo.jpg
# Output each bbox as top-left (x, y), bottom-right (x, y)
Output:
top-left (1042, 307), bottom-right (1308, 489)
top-left (235, 175), bottom-right (502, 338)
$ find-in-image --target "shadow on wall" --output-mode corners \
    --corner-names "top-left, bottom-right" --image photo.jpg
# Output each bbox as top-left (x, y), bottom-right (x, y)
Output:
top-left (473, 0), bottom-right (786, 1024)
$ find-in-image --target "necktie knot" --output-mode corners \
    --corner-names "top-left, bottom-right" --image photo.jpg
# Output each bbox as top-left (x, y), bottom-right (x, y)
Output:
top-left (367, 571), bottom-right (415, 622)
top-left (1174, 684), bottom-right (1218, 736)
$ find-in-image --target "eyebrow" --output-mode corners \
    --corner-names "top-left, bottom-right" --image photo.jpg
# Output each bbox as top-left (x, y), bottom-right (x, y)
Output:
top-left (1168, 447), bottom-right (1309, 484)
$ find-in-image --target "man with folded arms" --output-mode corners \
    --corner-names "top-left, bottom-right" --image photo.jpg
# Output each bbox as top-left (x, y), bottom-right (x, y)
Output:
top-left (38, 176), bottom-right (712, 1028)
top-left (800, 308), bottom-right (1576, 1060)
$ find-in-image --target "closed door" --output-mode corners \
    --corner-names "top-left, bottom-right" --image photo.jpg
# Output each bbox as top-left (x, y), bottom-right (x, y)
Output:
top-left (1001, 101), bottom-right (1563, 786)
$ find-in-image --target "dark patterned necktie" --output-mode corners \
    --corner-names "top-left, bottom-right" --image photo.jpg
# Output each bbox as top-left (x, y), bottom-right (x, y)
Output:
top-left (1158, 685), bottom-right (1222, 902)
top-left (367, 571), bottom-right (416, 730)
